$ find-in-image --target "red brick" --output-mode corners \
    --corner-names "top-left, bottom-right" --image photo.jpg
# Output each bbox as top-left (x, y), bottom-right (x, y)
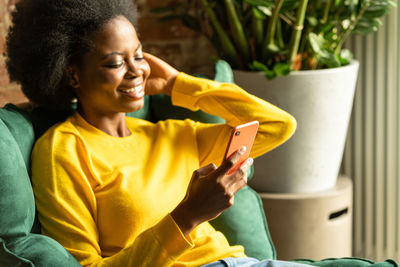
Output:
top-left (135, 0), bottom-right (146, 13)
top-left (0, 58), bottom-right (10, 87)
top-left (8, 0), bottom-right (19, 6)
top-left (146, 0), bottom-right (184, 10)
top-left (0, 87), bottom-right (26, 107)
top-left (138, 16), bottom-right (196, 42)
top-left (143, 42), bottom-right (188, 71)
top-left (143, 39), bottom-right (215, 75)
top-left (0, 28), bottom-right (6, 55)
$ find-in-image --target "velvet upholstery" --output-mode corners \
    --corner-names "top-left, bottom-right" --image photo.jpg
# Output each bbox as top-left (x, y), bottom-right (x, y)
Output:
top-left (0, 106), bottom-right (81, 266)
top-left (293, 258), bottom-right (399, 266)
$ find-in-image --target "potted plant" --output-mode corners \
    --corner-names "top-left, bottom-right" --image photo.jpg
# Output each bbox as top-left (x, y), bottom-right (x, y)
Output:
top-left (152, 0), bottom-right (395, 193)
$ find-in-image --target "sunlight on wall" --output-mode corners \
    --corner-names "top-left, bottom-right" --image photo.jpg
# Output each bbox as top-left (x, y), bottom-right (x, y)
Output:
top-left (342, 4), bottom-right (400, 262)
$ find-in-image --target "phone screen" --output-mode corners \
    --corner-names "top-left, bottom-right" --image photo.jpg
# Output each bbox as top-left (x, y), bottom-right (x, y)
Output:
top-left (223, 121), bottom-right (259, 175)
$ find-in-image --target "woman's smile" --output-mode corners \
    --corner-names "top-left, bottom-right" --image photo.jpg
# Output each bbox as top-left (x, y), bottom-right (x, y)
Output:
top-left (117, 84), bottom-right (145, 99)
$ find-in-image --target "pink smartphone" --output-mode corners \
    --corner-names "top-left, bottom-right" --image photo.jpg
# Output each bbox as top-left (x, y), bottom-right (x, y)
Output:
top-left (223, 121), bottom-right (259, 175)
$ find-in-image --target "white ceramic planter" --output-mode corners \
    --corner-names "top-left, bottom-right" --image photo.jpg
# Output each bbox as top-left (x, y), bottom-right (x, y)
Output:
top-left (234, 61), bottom-right (359, 193)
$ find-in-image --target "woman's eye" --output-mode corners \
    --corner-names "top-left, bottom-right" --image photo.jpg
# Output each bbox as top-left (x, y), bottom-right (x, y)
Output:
top-left (105, 63), bottom-right (123, 68)
top-left (135, 50), bottom-right (144, 61)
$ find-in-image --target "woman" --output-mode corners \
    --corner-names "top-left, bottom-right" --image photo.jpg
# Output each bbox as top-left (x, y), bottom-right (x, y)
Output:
top-left (6, 0), bottom-right (305, 266)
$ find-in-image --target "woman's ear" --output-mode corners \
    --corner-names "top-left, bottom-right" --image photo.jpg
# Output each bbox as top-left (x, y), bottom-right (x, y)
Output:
top-left (67, 66), bottom-right (80, 89)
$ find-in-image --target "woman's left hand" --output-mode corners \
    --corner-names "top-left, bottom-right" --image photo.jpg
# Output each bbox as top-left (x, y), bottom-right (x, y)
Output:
top-left (144, 52), bottom-right (179, 96)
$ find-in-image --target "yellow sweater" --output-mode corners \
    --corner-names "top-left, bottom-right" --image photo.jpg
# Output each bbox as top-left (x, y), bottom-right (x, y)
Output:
top-left (31, 73), bottom-right (296, 267)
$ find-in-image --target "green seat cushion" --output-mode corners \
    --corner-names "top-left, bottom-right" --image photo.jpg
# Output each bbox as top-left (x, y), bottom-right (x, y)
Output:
top-left (1, 235), bottom-right (80, 267)
top-left (0, 107), bottom-right (80, 266)
top-left (0, 104), bottom-right (35, 171)
top-left (292, 258), bottom-right (399, 266)
top-left (0, 118), bottom-right (35, 239)
top-left (210, 186), bottom-right (276, 260)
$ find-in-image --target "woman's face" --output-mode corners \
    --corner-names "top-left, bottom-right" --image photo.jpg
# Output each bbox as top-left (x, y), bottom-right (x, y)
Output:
top-left (70, 16), bottom-right (150, 117)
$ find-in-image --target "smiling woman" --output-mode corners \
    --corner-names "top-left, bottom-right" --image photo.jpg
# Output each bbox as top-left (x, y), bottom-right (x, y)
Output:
top-left (68, 16), bottom-right (151, 136)
top-left (5, 0), bottom-right (298, 266)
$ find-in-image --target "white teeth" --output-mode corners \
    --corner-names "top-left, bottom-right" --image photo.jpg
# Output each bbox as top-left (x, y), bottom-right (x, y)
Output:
top-left (120, 85), bottom-right (143, 94)
top-left (125, 88), bottom-right (137, 93)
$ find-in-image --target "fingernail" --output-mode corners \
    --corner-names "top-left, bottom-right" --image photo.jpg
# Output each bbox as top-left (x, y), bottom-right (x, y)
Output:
top-left (239, 146), bottom-right (247, 154)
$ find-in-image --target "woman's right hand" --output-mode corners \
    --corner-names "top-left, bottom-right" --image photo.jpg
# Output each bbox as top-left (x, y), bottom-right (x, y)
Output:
top-left (171, 147), bottom-right (254, 237)
top-left (143, 52), bottom-right (179, 96)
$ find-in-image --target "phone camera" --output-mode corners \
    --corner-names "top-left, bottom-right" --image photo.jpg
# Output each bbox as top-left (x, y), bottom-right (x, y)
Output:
top-left (235, 131), bottom-right (240, 136)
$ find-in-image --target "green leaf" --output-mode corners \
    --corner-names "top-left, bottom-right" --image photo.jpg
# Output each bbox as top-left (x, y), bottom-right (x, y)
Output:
top-left (341, 19), bottom-right (351, 30)
top-left (363, 2), bottom-right (391, 18)
top-left (353, 17), bottom-right (382, 35)
top-left (319, 52), bottom-right (341, 68)
top-left (244, 0), bottom-right (274, 7)
top-left (339, 49), bottom-right (353, 65)
top-left (307, 16), bottom-right (318, 27)
top-left (308, 33), bottom-right (324, 55)
top-left (281, 0), bottom-right (298, 11)
top-left (181, 15), bottom-right (202, 31)
top-left (273, 63), bottom-right (291, 76)
top-left (267, 43), bottom-right (280, 52)
top-left (252, 7), bottom-right (270, 19)
top-left (308, 33), bottom-right (341, 68)
top-left (325, 31), bottom-right (339, 43)
top-left (320, 23), bottom-right (335, 34)
top-left (248, 61), bottom-right (289, 79)
top-left (334, 0), bottom-right (344, 7)
top-left (345, 0), bottom-right (358, 13)
top-left (249, 60), bottom-right (269, 72)
top-left (364, 8), bottom-right (389, 18)
top-left (265, 69), bottom-right (277, 80)
top-left (257, 6), bottom-right (273, 16)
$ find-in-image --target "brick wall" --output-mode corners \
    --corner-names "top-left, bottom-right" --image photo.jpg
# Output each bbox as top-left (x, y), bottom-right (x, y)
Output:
top-left (0, 0), bottom-right (25, 105)
top-left (0, 0), bottom-right (215, 106)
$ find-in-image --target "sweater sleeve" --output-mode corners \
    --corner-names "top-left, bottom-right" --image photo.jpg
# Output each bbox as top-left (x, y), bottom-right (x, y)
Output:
top-left (171, 72), bottom-right (297, 166)
top-left (31, 130), bottom-right (194, 267)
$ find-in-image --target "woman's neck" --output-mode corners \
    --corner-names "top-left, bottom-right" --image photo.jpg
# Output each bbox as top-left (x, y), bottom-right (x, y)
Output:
top-left (77, 106), bottom-right (131, 137)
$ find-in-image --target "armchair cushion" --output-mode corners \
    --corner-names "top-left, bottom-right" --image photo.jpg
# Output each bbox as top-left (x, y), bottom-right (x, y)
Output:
top-left (292, 258), bottom-right (398, 266)
top-left (210, 186), bottom-right (276, 260)
top-left (0, 106), bottom-right (80, 266)
top-left (0, 116), bottom-right (35, 240)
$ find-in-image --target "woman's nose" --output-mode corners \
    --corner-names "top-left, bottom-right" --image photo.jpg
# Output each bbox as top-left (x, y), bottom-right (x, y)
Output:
top-left (125, 59), bottom-right (143, 79)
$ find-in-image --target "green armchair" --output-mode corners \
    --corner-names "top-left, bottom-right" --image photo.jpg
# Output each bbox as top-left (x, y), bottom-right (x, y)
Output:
top-left (0, 61), bottom-right (397, 266)
top-left (0, 60), bottom-right (275, 266)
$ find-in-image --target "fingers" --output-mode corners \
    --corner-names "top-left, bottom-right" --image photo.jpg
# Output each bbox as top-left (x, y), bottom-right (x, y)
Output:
top-left (192, 163), bottom-right (218, 178)
top-left (215, 153), bottom-right (253, 204)
top-left (143, 52), bottom-right (162, 71)
top-left (214, 146), bottom-right (247, 177)
top-left (143, 52), bottom-right (178, 77)
top-left (143, 52), bottom-right (179, 96)
top-left (227, 158), bottom-right (253, 194)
